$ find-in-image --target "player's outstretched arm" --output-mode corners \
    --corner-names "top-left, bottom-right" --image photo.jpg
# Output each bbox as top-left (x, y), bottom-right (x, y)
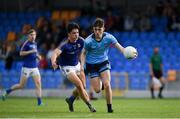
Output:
top-left (19, 49), bottom-right (37, 56)
top-left (114, 43), bottom-right (125, 54)
top-left (51, 48), bottom-right (61, 70)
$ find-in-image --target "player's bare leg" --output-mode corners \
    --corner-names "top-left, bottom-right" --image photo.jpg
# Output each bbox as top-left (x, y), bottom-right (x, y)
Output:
top-left (69, 70), bottom-right (86, 98)
top-left (2, 76), bottom-right (27, 101)
top-left (67, 72), bottom-right (96, 112)
top-left (90, 77), bottom-right (101, 93)
top-left (89, 86), bottom-right (98, 100)
top-left (65, 71), bottom-right (86, 111)
top-left (100, 70), bottom-right (113, 113)
top-left (79, 70), bottom-right (86, 89)
top-left (33, 75), bottom-right (43, 105)
top-left (77, 71), bottom-right (89, 99)
top-left (10, 76), bottom-right (27, 90)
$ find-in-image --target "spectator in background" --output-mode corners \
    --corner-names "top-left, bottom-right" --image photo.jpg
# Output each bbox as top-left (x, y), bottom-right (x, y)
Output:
top-left (0, 42), bottom-right (15, 70)
top-left (163, 0), bottom-right (174, 17)
top-left (52, 23), bottom-right (66, 45)
top-left (39, 54), bottom-right (48, 69)
top-left (105, 10), bottom-right (115, 31)
top-left (175, 0), bottom-right (180, 15)
top-left (149, 47), bottom-right (166, 99)
top-left (46, 43), bottom-right (56, 68)
top-left (0, 42), bottom-right (7, 60)
top-left (156, 1), bottom-right (164, 16)
top-left (38, 43), bottom-right (48, 55)
top-left (124, 14), bottom-right (134, 31)
top-left (139, 15), bottom-right (151, 32)
top-left (168, 13), bottom-right (180, 31)
top-left (5, 44), bottom-right (15, 70)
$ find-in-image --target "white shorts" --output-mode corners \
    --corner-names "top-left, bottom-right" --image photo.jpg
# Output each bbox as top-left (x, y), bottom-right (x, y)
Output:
top-left (21, 67), bottom-right (40, 78)
top-left (152, 77), bottom-right (162, 88)
top-left (60, 63), bottom-right (80, 77)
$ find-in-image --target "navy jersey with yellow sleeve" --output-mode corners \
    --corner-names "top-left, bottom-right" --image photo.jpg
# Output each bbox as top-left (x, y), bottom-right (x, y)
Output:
top-left (58, 37), bottom-right (84, 66)
top-left (20, 40), bottom-right (38, 68)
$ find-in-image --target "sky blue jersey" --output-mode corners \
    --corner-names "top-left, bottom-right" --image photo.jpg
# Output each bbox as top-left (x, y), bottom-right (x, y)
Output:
top-left (84, 32), bottom-right (118, 64)
top-left (20, 40), bottom-right (38, 68)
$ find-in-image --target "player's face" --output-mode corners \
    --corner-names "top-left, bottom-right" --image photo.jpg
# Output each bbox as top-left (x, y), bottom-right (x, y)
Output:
top-left (93, 26), bottom-right (105, 39)
top-left (68, 29), bottom-right (79, 42)
top-left (28, 32), bottom-right (36, 42)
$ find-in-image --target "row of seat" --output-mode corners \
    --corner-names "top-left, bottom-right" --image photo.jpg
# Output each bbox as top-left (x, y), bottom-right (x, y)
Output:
top-left (113, 32), bottom-right (180, 40)
top-left (0, 12), bottom-right (51, 40)
top-left (0, 12), bottom-right (51, 19)
top-left (0, 69), bottom-right (149, 90)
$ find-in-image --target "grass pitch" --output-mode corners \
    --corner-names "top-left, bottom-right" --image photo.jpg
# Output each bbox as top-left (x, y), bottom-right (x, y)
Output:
top-left (0, 97), bottom-right (180, 118)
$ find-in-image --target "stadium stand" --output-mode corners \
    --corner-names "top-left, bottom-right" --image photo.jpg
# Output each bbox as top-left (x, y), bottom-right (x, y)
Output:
top-left (0, 0), bottom-right (180, 90)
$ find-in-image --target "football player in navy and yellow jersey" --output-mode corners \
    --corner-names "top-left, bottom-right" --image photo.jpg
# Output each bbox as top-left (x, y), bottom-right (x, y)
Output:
top-left (2, 29), bottom-right (43, 106)
top-left (51, 22), bottom-right (96, 112)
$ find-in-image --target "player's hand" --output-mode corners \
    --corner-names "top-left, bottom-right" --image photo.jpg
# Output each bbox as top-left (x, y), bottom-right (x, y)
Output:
top-left (52, 62), bottom-right (58, 70)
top-left (133, 51), bottom-right (138, 59)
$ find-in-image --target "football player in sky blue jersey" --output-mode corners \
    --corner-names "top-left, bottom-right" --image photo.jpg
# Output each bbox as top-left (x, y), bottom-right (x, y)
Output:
top-left (81, 18), bottom-right (137, 113)
top-left (51, 22), bottom-right (96, 112)
top-left (2, 29), bottom-right (43, 106)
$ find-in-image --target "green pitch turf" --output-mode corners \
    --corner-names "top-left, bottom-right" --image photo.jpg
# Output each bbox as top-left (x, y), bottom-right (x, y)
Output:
top-left (0, 97), bottom-right (180, 118)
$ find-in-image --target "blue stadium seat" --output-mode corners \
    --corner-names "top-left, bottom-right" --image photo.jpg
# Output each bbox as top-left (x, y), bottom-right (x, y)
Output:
top-left (176, 32), bottom-right (180, 40)
top-left (139, 32), bottom-right (148, 40)
top-left (121, 32), bottom-right (130, 41)
top-left (118, 77), bottom-right (126, 89)
top-left (17, 13), bottom-right (25, 20)
top-left (8, 13), bottom-right (17, 19)
top-left (167, 32), bottom-right (176, 40)
top-left (157, 32), bottom-right (166, 40)
top-left (110, 78), bottom-right (116, 89)
top-left (129, 77), bottom-right (140, 90)
top-left (2, 77), bottom-right (11, 88)
top-left (0, 60), bottom-right (5, 71)
top-left (15, 61), bottom-right (23, 71)
top-left (0, 13), bottom-right (8, 19)
top-left (130, 32), bottom-right (138, 39)
top-left (45, 70), bottom-right (54, 76)
top-left (27, 77), bottom-right (35, 89)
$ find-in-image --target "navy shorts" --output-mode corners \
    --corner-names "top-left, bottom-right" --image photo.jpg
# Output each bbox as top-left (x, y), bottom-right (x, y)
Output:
top-left (86, 60), bottom-right (111, 78)
top-left (153, 69), bottom-right (163, 79)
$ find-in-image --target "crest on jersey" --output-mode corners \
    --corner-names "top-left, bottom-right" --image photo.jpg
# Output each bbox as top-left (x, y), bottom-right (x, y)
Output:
top-left (30, 45), bottom-right (36, 48)
top-left (77, 44), bottom-right (81, 48)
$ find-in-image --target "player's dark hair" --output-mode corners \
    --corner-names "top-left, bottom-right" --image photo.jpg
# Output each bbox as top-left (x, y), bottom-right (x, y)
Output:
top-left (27, 29), bottom-right (36, 35)
top-left (67, 22), bottom-right (80, 33)
top-left (93, 18), bottom-right (104, 27)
